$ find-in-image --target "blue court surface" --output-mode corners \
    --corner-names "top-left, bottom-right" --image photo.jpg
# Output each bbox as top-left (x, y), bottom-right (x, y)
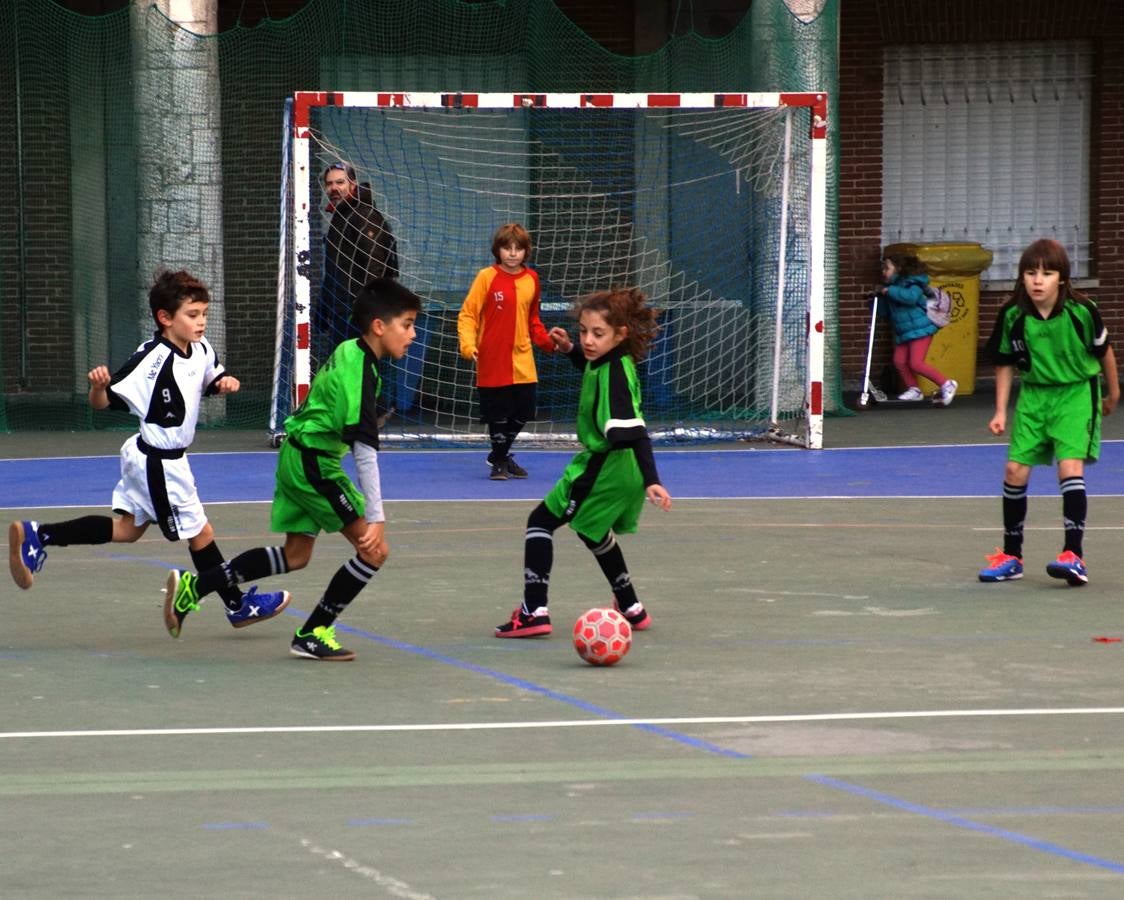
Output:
top-left (3, 441), bottom-right (1124, 508)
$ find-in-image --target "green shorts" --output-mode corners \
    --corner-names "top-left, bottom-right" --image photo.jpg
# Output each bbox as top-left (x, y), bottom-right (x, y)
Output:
top-left (270, 441), bottom-right (364, 535)
top-left (543, 448), bottom-right (645, 541)
top-left (1009, 380), bottom-right (1102, 466)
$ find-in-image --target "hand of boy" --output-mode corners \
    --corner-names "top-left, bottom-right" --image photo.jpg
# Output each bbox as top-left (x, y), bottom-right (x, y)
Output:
top-left (212, 375), bottom-right (241, 394)
top-left (88, 365), bottom-right (112, 389)
top-left (357, 521), bottom-right (389, 567)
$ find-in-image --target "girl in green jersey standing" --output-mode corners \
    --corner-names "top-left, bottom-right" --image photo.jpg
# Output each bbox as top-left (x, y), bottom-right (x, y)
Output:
top-left (978, 239), bottom-right (1119, 585)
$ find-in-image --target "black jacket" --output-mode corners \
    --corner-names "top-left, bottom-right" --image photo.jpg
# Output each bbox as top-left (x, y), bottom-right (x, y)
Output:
top-left (323, 183), bottom-right (399, 305)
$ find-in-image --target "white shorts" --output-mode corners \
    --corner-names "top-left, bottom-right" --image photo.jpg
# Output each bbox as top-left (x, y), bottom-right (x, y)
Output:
top-left (111, 434), bottom-right (208, 541)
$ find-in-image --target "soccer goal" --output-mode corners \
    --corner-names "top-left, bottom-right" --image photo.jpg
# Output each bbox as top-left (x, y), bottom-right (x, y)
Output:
top-left (274, 91), bottom-right (828, 448)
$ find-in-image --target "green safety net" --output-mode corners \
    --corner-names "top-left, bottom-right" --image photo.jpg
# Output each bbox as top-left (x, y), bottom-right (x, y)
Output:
top-left (0, 0), bottom-right (839, 437)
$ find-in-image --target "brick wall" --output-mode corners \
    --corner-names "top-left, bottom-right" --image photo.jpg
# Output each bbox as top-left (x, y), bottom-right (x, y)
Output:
top-left (838, 0), bottom-right (886, 390)
top-left (839, 0), bottom-right (1123, 393)
top-left (0, 4), bottom-right (15, 415)
top-left (2, 14), bottom-right (74, 398)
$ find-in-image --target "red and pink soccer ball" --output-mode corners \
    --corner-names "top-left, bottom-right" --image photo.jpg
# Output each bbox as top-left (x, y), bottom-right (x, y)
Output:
top-left (572, 607), bottom-right (632, 666)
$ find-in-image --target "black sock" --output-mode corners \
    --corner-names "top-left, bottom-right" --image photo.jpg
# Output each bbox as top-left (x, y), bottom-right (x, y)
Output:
top-left (190, 541), bottom-right (244, 611)
top-left (1060, 476), bottom-right (1087, 557)
top-left (503, 418), bottom-right (525, 459)
top-left (299, 555), bottom-right (378, 634)
top-left (195, 546), bottom-right (289, 599)
top-left (487, 421), bottom-right (508, 465)
top-left (581, 532), bottom-right (638, 611)
top-left (1002, 482), bottom-right (1027, 558)
top-left (523, 503), bottom-right (561, 614)
top-left (38, 516), bottom-right (113, 547)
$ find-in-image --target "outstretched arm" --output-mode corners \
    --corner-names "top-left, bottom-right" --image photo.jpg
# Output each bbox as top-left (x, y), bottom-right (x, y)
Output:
top-left (549, 326), bottom-right (573, 353)
top-left (884, 281), bottom-right (927, 308)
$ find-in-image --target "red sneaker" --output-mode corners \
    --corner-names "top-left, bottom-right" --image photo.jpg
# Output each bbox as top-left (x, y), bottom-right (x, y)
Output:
top-left (495, 606), bottom-right (552, 638)
top-left (617, 601), bottom-right (652, 631)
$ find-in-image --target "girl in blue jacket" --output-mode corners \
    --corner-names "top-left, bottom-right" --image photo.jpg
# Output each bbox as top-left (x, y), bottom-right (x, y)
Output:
top-left (879, 252), bottom-right (957, 405)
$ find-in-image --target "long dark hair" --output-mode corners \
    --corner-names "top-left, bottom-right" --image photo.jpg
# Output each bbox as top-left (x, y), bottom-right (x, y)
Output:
top-left (1010, 238), bottom-right (1085, 311)
top-left (571, 287), bottom-right (660, 361)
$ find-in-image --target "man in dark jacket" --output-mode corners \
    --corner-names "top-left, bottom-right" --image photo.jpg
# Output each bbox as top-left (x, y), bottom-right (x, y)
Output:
top-left (317, 162), bottom-right (399, 362)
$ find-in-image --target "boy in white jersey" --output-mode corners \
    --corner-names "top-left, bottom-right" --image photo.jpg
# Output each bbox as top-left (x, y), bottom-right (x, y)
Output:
top-left (8, 270), bottom-right (290, 633)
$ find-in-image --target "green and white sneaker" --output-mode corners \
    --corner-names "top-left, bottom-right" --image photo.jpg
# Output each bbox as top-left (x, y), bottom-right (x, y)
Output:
top-left (164, 569), bottom-right (200, 639)
top-left (290, 625), bottom-right (356, 661)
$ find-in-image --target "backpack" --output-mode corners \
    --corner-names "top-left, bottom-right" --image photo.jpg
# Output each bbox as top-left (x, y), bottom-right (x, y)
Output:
top-left (925, 285), bottom-right (953, 328)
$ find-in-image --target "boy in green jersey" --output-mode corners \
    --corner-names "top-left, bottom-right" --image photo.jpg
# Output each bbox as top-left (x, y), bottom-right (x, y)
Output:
top-left (163, 277), bottom-right (422, 660)
top-left (978, 239), bottom-right (1119, 586)
top-left (496, 287), bottom-right (672, 638)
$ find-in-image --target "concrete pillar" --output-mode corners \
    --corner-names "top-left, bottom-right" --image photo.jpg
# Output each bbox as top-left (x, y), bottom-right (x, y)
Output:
top-left (130, 0), bottom-right (225, 367)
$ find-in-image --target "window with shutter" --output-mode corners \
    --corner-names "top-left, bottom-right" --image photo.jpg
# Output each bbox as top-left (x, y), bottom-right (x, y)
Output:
top-left (882, 41), bottom-right (1093, 281)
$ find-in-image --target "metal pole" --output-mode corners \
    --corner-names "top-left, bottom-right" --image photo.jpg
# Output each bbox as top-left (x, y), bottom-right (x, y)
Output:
top-left (769, 108), bottom-right (794, 426)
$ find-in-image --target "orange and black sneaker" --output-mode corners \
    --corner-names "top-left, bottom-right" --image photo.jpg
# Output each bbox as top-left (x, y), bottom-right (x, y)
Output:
top-left (495, 606), bottom-right (552, 638)
top-left (617, 601), bottom-right (652, 631)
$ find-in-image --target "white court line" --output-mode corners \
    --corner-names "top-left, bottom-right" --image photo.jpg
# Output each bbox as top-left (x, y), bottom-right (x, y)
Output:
top-left (4, 707), bottom-right (1124, 739)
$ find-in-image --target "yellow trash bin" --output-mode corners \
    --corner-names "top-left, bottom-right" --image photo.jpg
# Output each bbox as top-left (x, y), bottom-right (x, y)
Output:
top-left (883, 242), bottom-right (994, 396)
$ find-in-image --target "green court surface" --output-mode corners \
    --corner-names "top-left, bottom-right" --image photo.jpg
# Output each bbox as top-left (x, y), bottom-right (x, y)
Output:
top-left (3, 394), bottom-right (1124, 897)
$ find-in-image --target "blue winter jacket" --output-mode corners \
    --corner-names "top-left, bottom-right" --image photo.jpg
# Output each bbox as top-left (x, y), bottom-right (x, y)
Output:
top-left (884, 273), bottom-right (938, 344)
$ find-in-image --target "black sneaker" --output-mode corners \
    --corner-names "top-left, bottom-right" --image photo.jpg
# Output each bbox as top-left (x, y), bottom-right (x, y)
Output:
top-left (505, 456), bottom-right (528, 479)
top-left (290, 625), bottom-right (356, 661)
top-left (495, 606), bottom-right (552, 637)
top-left (618, 601), bottom-right (652, 631)
top-left (489, 462), bottom-right (508, 480)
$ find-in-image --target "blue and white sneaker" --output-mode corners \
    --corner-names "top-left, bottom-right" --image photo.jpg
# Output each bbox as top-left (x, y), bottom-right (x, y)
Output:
top-left (978, 548), bottom-right (1023, 582)
top-left (1046, 551), bottom-right (1088, 587)
top-left (226, 586), bottom-right (292, 629)
top-left (9, 520), bottom-right (46, 590)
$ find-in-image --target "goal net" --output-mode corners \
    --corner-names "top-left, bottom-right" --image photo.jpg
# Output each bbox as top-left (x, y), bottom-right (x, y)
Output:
top-left (275, 91), bottom-right (827, 448)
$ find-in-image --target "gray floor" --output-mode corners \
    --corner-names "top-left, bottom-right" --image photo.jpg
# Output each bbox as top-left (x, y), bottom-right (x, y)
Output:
top-left (3, 383), bottom-right (1124, 897)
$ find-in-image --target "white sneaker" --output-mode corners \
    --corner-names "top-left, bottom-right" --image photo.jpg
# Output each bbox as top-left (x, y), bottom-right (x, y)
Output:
top-left (937, 379), bottom-right (958, 407)
top-left (897, 386), bottom-right (924, 401)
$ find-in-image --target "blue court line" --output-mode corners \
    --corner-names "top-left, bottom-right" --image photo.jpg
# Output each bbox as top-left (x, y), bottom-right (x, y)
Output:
top-left (490, 814), bottom-right (555, 823)
top-left (330, 619), bottom-right (750, 760)
top-left (776, 804), bottom-right (1124, 818)
top-left (322, 616), bottom-right (1124, 872)
top-left (348, 817), bottom-right (414, 827)
top-left (806, 775), bottom-right (1124, 874)
top-left (4, 442), bottom-right (1124, 508)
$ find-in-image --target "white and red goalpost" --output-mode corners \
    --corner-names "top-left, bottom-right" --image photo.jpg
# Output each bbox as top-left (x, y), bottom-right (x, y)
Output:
top-left (274, 90), bottom-right (828, 448)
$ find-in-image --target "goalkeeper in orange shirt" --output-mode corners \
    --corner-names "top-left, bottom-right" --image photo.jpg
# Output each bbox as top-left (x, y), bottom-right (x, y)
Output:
top-left (458, 223), bottom-right (562, 480)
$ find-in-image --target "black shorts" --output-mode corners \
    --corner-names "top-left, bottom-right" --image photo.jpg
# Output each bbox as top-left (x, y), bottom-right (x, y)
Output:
top-left (478, 383), bottom-right (538, 423)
